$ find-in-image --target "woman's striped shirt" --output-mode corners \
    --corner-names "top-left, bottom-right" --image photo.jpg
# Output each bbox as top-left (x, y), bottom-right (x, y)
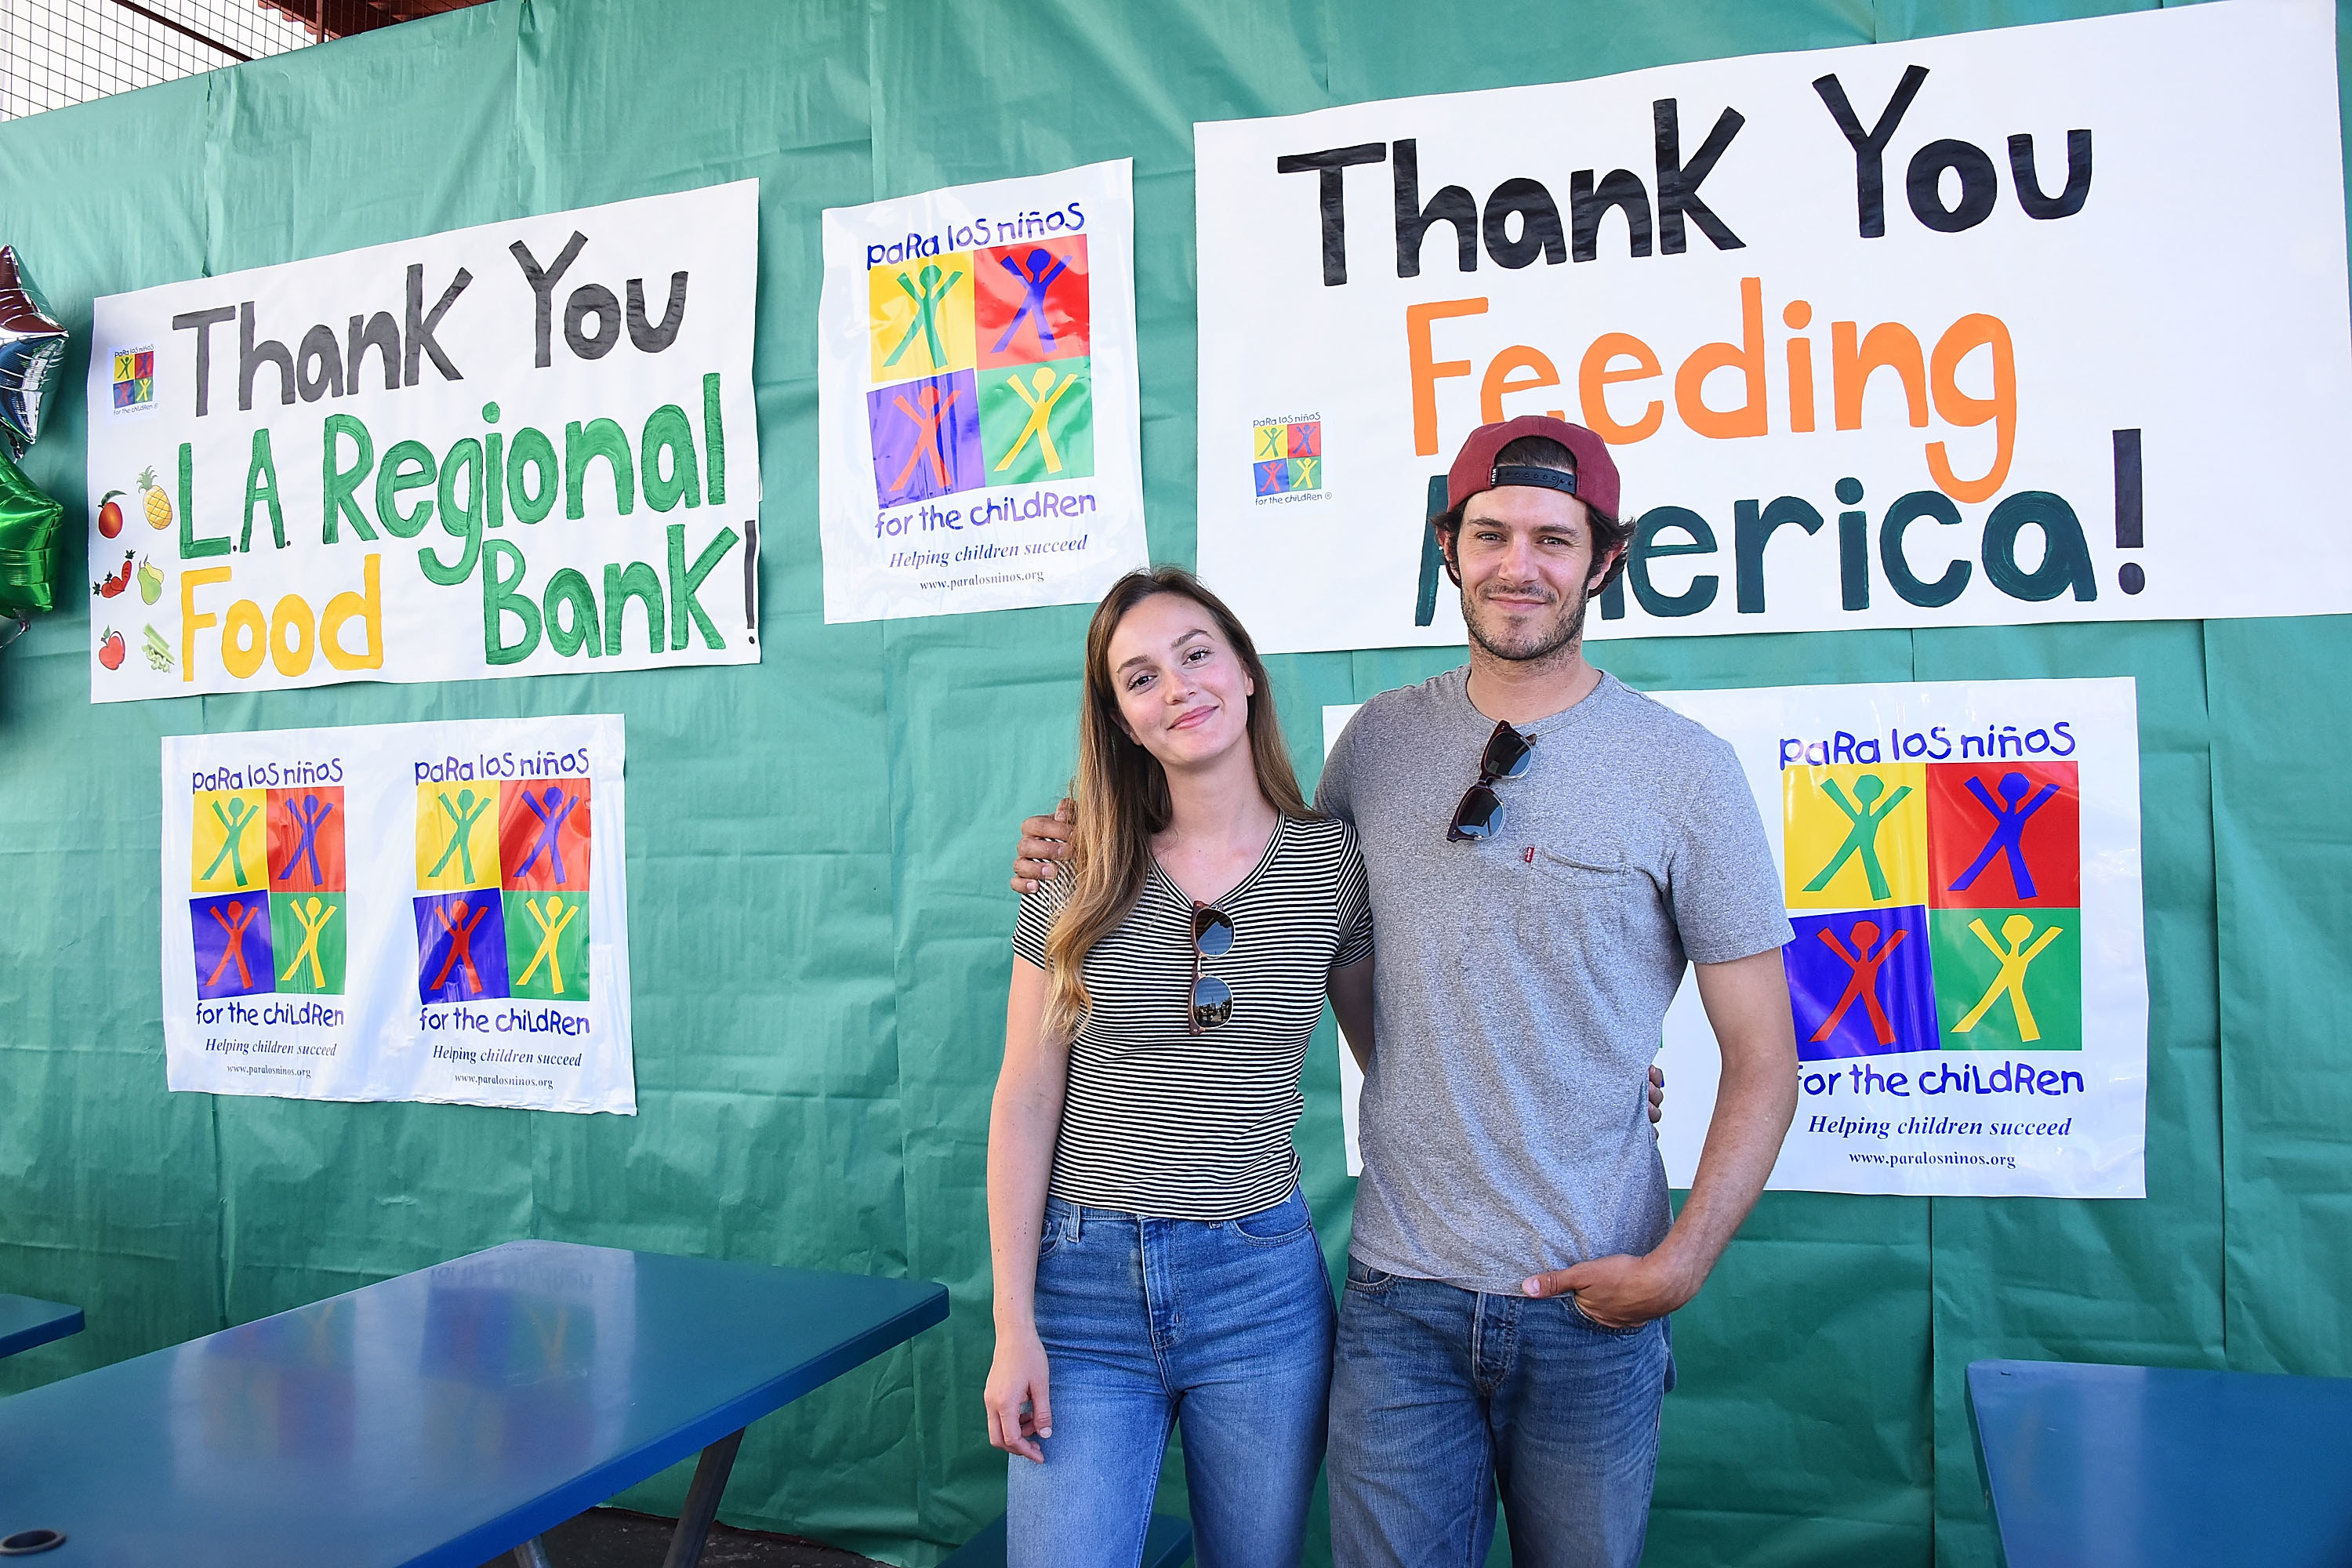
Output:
top-left (1011, 815), bottom-right (1374, 1221)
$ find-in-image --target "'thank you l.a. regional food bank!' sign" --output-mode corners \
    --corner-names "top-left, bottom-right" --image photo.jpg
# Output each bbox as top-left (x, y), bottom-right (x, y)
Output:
top-left (1200, 0), bottom-right (2352, 653)
top-left (85, 183), bottom-right (761, 701)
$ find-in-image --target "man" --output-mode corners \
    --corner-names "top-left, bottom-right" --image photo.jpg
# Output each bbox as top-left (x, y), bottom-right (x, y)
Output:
top-left (1011, 416), bottom-right (1796, 1566)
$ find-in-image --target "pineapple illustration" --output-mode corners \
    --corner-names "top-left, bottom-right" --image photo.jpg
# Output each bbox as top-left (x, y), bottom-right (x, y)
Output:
top-left (140, 466), bottom-right (172, 531)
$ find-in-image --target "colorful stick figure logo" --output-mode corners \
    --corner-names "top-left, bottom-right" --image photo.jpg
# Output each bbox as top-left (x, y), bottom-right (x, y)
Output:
top-left (1925, 761), bottom-right (2080, 907)
top-left (416, 782), bottom-right (501, 892)
top-left (867, 237), bottom-right (1095, 506)
top-left (1250, 420), bottom-right (1325, 496)
top-left (867, 255), bottom-right (975, 381)
top-left (272, 893), bottom-right (346, 995)
top-left (1806, 776), bottom-right (1912, 898)
top-left (1929, 907), bottom-right (2082, 1051)
top-left (414, 890), bottom-right (510, 1004)
top-left (992, 249), bottom-right (1065, 355)
top-left (978, 359), bottom-right (1094, 483)
top-left (1782, 750), bottom-right (2085, 1060)
top-left (111, 346), bottom-right (155, 412)
top-left (193, 789), bottom-right (268, 894)
top-left (415, 775), bottom-right (597, 1007)
top-left (195, 789), bottom-right (332, 996)
top-left (1783, 764), bottom-right (1929, 909)
top-left (973, 238), bottom-right (1091, 369)
top-left (499, 779), bottom-right (592, 890)
top-left (866, 371), bottom-right (983, 504)
top-left (192, 891), bottom-right (274, 1000)
top-left (500, 782), bottom-right (590, 998)
top-left (505, 891), bottom-right (589, 1001)
top-left (1784, 906), bottom-right (1936, 1060)
top-left (267, 787), bottom-right (347, 894)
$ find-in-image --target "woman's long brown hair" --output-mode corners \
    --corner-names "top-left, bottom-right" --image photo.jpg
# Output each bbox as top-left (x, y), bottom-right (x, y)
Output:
top-left (1041, 566), bottom-right (1313, 1040)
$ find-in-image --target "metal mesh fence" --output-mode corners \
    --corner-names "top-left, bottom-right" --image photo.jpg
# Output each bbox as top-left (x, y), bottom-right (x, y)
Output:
top-left (0, 0), bottom-right (317, 119)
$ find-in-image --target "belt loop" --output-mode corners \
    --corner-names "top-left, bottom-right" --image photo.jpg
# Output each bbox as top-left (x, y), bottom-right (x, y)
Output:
top-left (1070, 1203), bottom-right (1083, 1242)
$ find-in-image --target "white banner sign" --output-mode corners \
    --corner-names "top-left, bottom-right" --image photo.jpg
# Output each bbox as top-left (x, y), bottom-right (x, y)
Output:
top-left (162, 715), bottom-right (634, 1115)
top-left (87, 183), bottom-right (762, 702)
top-left (1327, 676), bottom-right (2147, 1196)
top-left (817, 160), bottom-right (1149, 622)
top-left (1205, 2), bottom-right (2352, 652)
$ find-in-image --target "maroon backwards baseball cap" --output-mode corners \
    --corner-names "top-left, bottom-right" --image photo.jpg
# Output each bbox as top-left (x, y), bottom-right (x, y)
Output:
top-left (1445, 415), bottom-right (1621, 520)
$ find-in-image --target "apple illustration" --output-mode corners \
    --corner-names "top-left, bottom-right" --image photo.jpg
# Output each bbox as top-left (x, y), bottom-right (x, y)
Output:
top-left (98, 627), bottom-right (125, 670)
top-left (136, 557), bottom-right (162, 604)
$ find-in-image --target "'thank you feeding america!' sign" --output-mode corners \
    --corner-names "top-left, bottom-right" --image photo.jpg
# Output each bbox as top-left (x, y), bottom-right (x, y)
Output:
top-left (816, 160), bottom-right (1149, 622)
top-left (85, 183), bottom-right (761, 701)
top-left (1200, 1), bottom-right (2352, 653)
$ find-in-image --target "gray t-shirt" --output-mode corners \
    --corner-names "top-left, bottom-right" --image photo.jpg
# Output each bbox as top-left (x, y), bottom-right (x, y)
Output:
top-left (1317, 668), bottom-right (1791, 1293)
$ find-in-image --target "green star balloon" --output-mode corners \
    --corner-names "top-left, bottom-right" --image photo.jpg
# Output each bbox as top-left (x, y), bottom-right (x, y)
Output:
top-left (0, 445), bottom-right (65, 617)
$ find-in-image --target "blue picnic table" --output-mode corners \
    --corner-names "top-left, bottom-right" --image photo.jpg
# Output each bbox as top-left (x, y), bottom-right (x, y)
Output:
top-left (0, 1296), bottom-right (82, 1362)
top-left (0, 1240), bottom-right (946, 1566)
top-left (1967, 1357), bottom-right (2352, 1568)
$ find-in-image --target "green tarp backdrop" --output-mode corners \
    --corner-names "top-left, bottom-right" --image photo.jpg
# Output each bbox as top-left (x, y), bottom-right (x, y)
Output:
top-left (2, 2), bottom-right (2347, 1563)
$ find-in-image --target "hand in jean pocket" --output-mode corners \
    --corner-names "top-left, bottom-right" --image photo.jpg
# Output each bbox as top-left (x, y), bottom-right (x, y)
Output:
top-left (1520, 1250), bottom-right (1697, 1328)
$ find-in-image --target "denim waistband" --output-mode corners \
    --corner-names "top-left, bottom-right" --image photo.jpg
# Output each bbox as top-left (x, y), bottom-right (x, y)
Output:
top-left (1042, 1181), bottom-right (1305, 1240)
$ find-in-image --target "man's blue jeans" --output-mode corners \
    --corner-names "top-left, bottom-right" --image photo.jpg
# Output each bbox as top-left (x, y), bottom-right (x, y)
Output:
top-left (1007, 1185), bottom-right (1334, 1568)
top-left (1327, 1258), bottom-right (1671, 1568)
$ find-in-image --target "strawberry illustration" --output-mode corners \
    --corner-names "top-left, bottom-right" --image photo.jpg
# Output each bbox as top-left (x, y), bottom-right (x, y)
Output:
top-left (98, 627), bottom-right (125, 670)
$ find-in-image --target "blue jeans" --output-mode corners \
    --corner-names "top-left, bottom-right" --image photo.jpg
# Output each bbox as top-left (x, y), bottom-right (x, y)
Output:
top-left (1326, 1259), bottom-right (1671, 1568)
top-left (1007, 1185), bottom-right (1335, 1568)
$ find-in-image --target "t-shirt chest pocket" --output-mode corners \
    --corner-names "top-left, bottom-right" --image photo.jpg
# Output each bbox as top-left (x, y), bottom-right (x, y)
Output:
top-left (1531, 844), bottom-right (1628, 885)
top-left (1517, 840), bottom-right (1646, 948)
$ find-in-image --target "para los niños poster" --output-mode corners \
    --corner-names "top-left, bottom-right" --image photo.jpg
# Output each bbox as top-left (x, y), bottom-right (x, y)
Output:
top-left (162, 715), bottom-right (634, 1116)
top-left (1326, 677), bottom-right (2146, 1199)
top-left (815, 159), bottom-right (1149, 623)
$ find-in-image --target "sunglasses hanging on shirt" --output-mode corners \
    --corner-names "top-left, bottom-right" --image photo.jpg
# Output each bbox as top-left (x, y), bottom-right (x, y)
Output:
top-left (1190, 902), bottom-right (1235, 1033)
top-left (1448, 719), bottom-right (1535, 842)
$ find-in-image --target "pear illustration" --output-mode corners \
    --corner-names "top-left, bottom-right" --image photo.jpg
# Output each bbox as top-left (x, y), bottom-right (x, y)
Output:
top-left (136, 555), bottom-right (162, 604)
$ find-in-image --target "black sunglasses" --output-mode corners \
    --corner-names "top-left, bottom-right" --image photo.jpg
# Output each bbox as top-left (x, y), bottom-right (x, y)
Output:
top-left (1447, 719), bottom-right (1534, 842)
top-left (1190, 902), bottom-right (1235, 1033)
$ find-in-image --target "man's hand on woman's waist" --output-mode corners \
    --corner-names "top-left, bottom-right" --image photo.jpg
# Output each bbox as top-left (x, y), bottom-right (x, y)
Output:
top-left (1012, 798), bottom-right (1075, 894)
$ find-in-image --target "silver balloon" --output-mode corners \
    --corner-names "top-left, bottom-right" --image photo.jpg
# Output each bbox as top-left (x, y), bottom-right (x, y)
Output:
top-left (0, 247), bottom-right (67, 457)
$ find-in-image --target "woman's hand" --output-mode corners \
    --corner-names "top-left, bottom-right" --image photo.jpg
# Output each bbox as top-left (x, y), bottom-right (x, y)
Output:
top-left (987, 962), bottom-right (1065, 1464)
top-left (984, 1325), bottom-right (1055, 1462)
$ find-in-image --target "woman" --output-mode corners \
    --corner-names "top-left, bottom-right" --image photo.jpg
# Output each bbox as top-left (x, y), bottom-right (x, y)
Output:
top-left (985, 566), bottom-right (1376, 1568)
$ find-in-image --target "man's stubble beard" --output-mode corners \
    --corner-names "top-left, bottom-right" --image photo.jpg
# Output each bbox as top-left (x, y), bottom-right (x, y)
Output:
top-left (1461, 575), bottom-right (1594, 669)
